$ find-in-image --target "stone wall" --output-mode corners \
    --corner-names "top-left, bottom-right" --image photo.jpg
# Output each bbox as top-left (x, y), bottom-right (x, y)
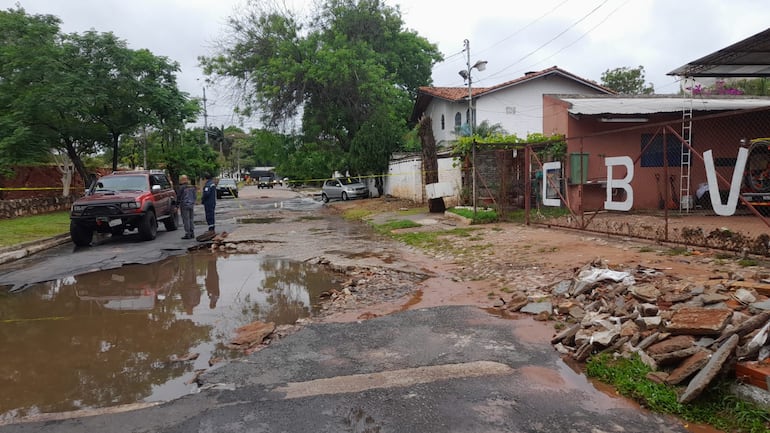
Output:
top-left (0, 195), bottom-right (76, 219)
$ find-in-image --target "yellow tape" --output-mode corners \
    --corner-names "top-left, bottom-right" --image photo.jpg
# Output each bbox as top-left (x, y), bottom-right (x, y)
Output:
top-left (0, 187), bottom-right (64, 191)
top-left (1, 316), bottom-right (71, 324)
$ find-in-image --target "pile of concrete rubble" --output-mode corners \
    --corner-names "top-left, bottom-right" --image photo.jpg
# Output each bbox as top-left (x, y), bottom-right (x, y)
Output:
top-left (495, 259), bottom-right (770, 403)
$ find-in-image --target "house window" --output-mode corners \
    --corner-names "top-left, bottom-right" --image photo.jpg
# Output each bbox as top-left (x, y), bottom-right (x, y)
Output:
top-left (454, 112), bottom-right (461, 129)
top-left (441, 114), bottom-right (445, 130)
top-left (640, 133), bottom-right (687, 167)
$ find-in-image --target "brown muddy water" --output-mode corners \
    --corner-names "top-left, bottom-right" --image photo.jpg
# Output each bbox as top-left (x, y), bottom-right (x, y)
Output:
top-left (0, 251), bottom-right (339, 423)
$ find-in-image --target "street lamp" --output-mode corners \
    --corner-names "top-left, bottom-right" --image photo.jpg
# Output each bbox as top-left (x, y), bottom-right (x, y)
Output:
top-left (459, 39), bottom-right (487, 216)
top-left (197, 78), bottom-right (209, 146)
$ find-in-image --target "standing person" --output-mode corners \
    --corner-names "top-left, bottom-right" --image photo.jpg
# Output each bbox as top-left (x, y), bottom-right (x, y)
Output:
top-left (177, 175), bottom-right (197, 240)
top-left (201, 172), bottom-right (217, 234)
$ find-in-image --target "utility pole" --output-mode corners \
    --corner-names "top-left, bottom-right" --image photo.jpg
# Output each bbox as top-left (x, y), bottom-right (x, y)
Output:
top-left (203, 85), bottom-right (209, 146)
top-left (460, 39), bottom-right (487, 216)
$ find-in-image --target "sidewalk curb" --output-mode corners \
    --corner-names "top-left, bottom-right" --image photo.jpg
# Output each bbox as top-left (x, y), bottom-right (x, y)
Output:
top-left (0, 234), bottom-right (71, 266)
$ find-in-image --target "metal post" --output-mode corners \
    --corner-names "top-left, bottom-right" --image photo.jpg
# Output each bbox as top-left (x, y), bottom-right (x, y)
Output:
top-left (202, 86), bottom-right (209, 146)
top-left (465, 39), bottom-right (476, 216)
top-left (461, 39), bottom-right (486, 217)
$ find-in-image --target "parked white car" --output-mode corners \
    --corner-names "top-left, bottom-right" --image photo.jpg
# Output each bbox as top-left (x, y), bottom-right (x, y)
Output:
top-left (321, 178), bottom-right (369, 202)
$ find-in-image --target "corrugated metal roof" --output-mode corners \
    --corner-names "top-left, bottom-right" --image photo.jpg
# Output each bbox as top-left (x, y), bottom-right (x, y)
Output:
top-left (668, 28), bottom-right (770, 77)
top-left (558, 96), bottom-right (770, 115)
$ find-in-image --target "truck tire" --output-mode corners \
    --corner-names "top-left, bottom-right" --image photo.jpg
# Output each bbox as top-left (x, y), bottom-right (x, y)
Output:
top-left (163, 208), bottom-right (179, 231)
top-left (138, 210), bottom-right (158, 241)
top-left (70, 221), bottom-right (93, 247)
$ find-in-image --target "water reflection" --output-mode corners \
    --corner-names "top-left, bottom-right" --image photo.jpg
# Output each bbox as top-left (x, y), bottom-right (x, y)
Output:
top-left (0, 251), bottom-right (337, 422)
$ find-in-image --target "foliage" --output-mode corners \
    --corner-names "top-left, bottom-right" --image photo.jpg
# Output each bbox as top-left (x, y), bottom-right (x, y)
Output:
top-left (447, 207), bottom-right (499, 224)
top-left (373, 219), bottom-right (421, 234)
top-left (200, 0), bottom-right (442, 177)
top-left (600, 66), bottom-right (654, 95)
top-left (0, 7), bottom-right (196, 183)
top-left (727, 77), bottom-right (770, 96)
top-left (687, 79), bottom-right (744, 96)
top-left (587, 353), bottom-right (770, 433)
top-left (453, 132), bottom-right (566, 162)
top-left (0, 211), bottom-right (69, 247)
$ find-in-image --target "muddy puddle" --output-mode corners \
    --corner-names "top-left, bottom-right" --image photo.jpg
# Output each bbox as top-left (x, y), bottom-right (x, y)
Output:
top-left (0, 251), bottom-right (338, 423)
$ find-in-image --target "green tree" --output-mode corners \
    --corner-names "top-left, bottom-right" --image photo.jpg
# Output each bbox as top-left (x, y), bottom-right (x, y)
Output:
top-left (200, 0), bottom-right (442, 177)
top-left (600, 66), bottom-right (654, 95)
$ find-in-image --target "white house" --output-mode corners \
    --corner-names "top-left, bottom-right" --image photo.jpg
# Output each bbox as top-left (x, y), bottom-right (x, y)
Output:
top-left (386, 66), bottom-right (614, 205)
top-left (410, 66), bottom-right (615, 147)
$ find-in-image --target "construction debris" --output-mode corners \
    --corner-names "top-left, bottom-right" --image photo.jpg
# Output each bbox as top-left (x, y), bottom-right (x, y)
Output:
top-left (495, 259), bottom-right (770, 403)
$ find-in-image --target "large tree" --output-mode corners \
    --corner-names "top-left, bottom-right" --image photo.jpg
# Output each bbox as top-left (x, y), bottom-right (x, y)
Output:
top-left (600, 66), bottom-right (654, 95)
top-left (200, 0), bottom-right (442, 177)
top-left (0, 7), bottom-right (196, 183)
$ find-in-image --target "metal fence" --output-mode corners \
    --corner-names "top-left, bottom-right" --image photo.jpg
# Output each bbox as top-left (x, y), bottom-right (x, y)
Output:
top-left (471, 105), bottom-right (770, 255)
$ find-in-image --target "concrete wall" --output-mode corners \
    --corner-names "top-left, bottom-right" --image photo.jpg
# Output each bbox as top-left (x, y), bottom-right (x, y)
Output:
top-left (384, 154), bottom-right (462, 205)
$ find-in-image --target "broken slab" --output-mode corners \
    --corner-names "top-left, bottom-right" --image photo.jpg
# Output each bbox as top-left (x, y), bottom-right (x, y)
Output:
top-left (666, 349), bottom-right (711, 385)
top-left (679, 334), bottom-right (740, 403)
top-left (651, 346), bottom-right (702, 366)
top-left (229, 321), bottom-right (276, 348)
top-left (666, 308), bottom-right (732, 336)
top-left (646, 335), bottom-right (695, 356)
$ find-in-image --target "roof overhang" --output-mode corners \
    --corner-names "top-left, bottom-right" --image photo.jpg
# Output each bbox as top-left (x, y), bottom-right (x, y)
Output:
top-left (668, 28), bottom-right (770, 78)
top-left (557, 96), bottom-right (770, 116)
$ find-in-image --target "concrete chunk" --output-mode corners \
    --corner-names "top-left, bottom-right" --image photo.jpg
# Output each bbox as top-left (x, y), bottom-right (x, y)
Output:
top-left (646, 335), bottom-right (695, 356)
top-left (667, 308), bottom-right (732, 336)
top-left (666, 349), bottom-right (711, 385)
top-left (679, 334), bottom-right (739, 403)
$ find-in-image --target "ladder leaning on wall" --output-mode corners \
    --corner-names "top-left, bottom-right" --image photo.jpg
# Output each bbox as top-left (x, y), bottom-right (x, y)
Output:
top-left (680, 83), bottom-right (694, 212)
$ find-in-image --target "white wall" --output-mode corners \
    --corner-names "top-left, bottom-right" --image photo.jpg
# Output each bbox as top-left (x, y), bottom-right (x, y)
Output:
top-left (384, 155), bottom-right (462, 205)
top-left (424, 75), bottom-right (609, 145)
top-left (477, 76), bottom-right (604, 137)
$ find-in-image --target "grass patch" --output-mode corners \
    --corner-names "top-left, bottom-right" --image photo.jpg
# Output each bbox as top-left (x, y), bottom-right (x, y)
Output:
top-left (507, 206), bottom-right (571, 223)
top-left (396, 207), bottom-right (428, 216)
top-left (738, 258), bottom-right (759, 267)
top-left (664, 246), bottom-right (691, 256)
top-left (373, 219), bottom-right (421, 234)
top-left (587, 353), bottom-right (770, 433)
top-left (0, 211), bottom-right (70, 247)
top-left (388, 227), bottom-right (478, 251)
top-left (638, 246), bottom-right (655, 253)
top-left (342, 208), bottom-right (374, 221)
top-left (447, 207), bottom-right (499, 224)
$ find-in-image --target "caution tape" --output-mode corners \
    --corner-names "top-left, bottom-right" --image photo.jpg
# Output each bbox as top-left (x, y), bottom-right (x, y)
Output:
top-left (0, 187), bottom-right (64, 191)
top-left (1, 316), bottom-right (72, 324)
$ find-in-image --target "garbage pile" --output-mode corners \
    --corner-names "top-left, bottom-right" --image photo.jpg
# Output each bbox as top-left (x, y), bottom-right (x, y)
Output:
top-left (495, 259), bottom-right (770, 403)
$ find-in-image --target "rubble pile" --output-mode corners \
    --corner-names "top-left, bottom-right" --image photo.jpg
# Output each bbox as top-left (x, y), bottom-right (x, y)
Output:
top-left (495, 259), bottom-right (770, 402)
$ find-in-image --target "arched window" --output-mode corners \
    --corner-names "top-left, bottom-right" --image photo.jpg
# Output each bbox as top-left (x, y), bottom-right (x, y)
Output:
top-left (441, 114), bottom-right (445, 130)
top-left (454, 112), bottom-right (461, 129)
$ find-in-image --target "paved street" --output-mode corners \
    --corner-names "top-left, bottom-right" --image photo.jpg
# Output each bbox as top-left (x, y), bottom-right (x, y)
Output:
top-left (0, 306), bottom-right (688, 433)
top-left (0, 185), bottom-right (698, 432)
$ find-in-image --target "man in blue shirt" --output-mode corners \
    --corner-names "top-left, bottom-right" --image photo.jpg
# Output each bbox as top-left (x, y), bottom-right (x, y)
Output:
top-left (201, 173), bottom-right (217, 234)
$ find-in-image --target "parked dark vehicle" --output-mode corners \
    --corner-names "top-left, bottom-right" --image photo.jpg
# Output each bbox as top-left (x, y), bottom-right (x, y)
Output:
top-left (321, 178), bottom-right (368, 202)
top-left (69, 170), bottom-right (179, 246)
top-left (217, 178), bottom-right (239, 199)
top-left (258, 176), bottom-right (274, 189)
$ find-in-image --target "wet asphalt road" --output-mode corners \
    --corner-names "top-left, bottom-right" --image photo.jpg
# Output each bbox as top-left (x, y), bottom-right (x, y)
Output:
top-left (0, 306), bottom-right (689, 433)
top-left (0, 187), bottom-right (692, 432)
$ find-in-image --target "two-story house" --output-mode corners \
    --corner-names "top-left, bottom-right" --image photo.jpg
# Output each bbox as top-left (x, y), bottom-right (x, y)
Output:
top-left (410, 66), bottom-right (615, 147)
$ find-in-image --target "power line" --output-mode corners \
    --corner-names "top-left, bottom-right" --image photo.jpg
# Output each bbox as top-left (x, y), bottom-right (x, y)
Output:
top-left (484, 0), bottom-right (611, 82)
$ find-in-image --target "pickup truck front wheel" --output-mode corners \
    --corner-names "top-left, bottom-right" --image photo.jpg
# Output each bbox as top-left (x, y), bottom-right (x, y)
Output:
top-left (138, 210), bottom-right (158, 241)
top-left (70, 221), bottom-right (93, 247)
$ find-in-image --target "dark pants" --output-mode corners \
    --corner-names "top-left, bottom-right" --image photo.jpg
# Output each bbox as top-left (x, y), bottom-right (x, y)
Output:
top-left (181, 206), bottom-right (194, 237)
top-left (204, 203), bottom-right (215, 232)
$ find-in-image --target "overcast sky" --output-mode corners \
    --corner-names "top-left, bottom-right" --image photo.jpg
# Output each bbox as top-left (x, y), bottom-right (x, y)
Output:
top-left (9, 0), bottom-right (770, 129)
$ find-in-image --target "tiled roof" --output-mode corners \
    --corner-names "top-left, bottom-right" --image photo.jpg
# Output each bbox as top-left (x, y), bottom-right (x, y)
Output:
top-left (410, 66), bottom-right (614, 122)
top-left (416, 86), bottom-right (490, 101)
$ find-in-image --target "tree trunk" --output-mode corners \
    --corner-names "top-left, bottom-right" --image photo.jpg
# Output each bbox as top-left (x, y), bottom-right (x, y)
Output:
top-left (62, 139), bottom-right (90, 189)
top-left (418, 115), bottom-right (445, 212)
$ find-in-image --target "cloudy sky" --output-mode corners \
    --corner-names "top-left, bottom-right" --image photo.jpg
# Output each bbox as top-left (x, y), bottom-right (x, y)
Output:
top-left (9, 0), bottom-right (770, 129)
